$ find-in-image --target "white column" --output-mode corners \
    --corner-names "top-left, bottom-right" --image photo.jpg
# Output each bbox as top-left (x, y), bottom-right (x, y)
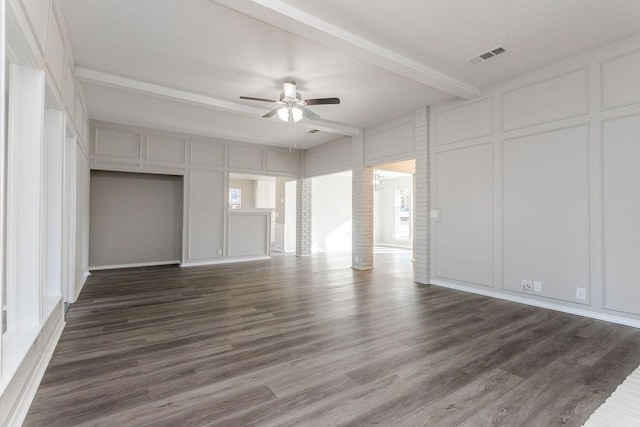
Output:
top-left (296, 152), bottom-right (312, 257)
top-left (0, 0), bottom-right (6, 375)
top-left (5, 64), bottom-right (45, 328)
top-left (296, 178), bottom-right (312, 257)
top-left (413, 106), bottom-right (430, 283)
top-left (351, 134), bottom-right (373, 270)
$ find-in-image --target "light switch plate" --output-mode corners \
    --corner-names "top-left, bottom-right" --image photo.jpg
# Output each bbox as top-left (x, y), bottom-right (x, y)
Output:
top-left (430, 210), bottom-right (439, 219)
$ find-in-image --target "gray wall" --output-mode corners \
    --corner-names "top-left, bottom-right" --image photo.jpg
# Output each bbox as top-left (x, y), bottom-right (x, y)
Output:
top-left (430, 36), bottom-right (640, 324)
top-left (89, 171), bottom-right (183, 267)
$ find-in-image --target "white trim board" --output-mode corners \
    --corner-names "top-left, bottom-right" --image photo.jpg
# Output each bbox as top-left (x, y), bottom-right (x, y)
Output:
top-left (430, 279), bottom-right (640, 329)
top-left (89, 260), bottom-right (181, 271)
top-left (181, 255), bottom-right (270, 268)
top-left (1, 311), bottom-right (65, 427)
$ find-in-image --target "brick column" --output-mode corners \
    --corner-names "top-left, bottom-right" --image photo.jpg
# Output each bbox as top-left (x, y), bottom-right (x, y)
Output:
top-left (413, 106), bottom-right (430, 284)
top-left (296, 152), bottom-right (312, 257)
top-left (351, 134), bottom-right (374, 270)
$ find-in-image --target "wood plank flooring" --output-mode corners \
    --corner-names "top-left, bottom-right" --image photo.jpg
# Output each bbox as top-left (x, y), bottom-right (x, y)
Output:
top-left (24, 250), bottom-right (640, 426)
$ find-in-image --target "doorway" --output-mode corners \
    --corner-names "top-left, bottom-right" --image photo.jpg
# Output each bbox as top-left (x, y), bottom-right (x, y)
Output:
top-left (311, 171), bottom-right (352, 253)
top-left (373, 159), bottom-right (415, 265)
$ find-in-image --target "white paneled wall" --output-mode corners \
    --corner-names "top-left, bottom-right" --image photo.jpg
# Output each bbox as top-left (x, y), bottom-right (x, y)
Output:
top-left (430, 35), bottom-right (640, 326)
top-left (303, 136), bottom-right (352, 178)
top-left (435, 143), bottom-right (493, 286)
top-left (1, 0), bottom-right (91, 423)
top-left (365, 114), bottom-right (415, 166)
top-left (89, 121), bottom-right (300, 267)
top-left (602, 114), bottom-right (640, 315)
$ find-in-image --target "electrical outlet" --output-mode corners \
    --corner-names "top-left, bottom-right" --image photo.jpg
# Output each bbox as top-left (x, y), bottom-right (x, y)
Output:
top-left (576, 287), bottom-right (586, 300)
top-left (217, 249), bottom-right (223, 256)
top-left (521, 279), bottom-right (533, 291)
top-left (533, 281), bottom-right (542, 293)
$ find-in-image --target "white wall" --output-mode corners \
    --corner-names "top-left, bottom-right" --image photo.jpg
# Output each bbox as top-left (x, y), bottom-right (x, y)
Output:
top-left (1, 0), bottom-right (91, 423)
top-left (304, 136), bottom-right (352, 178)
top-left (89, 121), bottom-right (299, 267)
top-left (311, 174), bottom-right (352, 251)
top-left (430, 35), bottom-right (640, 325)
top-left (374, 175), bottom-right (413, 248)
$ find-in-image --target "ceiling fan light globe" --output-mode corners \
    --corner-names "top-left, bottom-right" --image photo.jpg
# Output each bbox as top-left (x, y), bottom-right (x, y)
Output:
top-left (277, 106), bottom-right (303, 122)
top-left (277, 107), bottom-right (289, 122)
top-left (291, 106), bottom-right (303, 122)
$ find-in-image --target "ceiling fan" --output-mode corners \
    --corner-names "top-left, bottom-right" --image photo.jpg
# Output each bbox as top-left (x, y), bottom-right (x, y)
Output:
top-left (240, 81), bottom-right (340, 123)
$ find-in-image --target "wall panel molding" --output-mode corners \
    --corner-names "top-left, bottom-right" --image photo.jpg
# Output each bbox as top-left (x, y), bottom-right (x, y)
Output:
top-left (501, 68), bottom-right (589, 132)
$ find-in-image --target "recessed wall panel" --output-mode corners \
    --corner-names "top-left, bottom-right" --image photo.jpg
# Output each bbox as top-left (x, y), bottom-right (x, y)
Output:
top-left (502, 69), bottom-right (588, 131)
top-left (503, 126), bottom-right (589, 302)
top-left (603, 114), bottom-right (640, 314)
top-left (21, 0), bottom-right (50, 53)
top-left (89, 171), bottom-right (183, 267)
top-left (45, 11), bottom-right (65, 93)
top-left (327, 139), bottom-right (352, 171)
top-left (190, 139), bottom-right (225, 167)
top-left (366, 122), bottom-right (413, 163)
top-left (304, 148), bottom-right (329, 177)
top-left (435, 143), bottom-right (493, 286)
top-left (228, 214), bottom-right (269, 257)
top-left (64, 63), bottom-right (75, 113)
top-left (94, 127), bottom-right (140, 160)
top-left (229, 145), bottom-right (263, 171)
top-left (602, 50), bottom-right (640, 110)
top-left (436, 98), bottom-right (493, 145)
top-left (266, 150), bottom-right (297, 175)
top-left (188, 169), bottom-right (224, 259)
top-left (146, 135), bottom-right (185, 163)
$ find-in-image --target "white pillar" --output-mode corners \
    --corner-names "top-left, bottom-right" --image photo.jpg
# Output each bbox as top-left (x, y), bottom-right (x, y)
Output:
top-left (296, 152), bottom-right (312, 257)
top-left (413, 106), bottom-right (430, 284)
top-left (351, 134), bottom-right (374, 270)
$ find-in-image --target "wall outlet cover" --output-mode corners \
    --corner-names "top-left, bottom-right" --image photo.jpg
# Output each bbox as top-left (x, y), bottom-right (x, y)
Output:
top-left (533, 281), bottom-right (542, 292)
top-left (521, 279), bottom-right (533, 291)
top-left (576, 287), bottom-right (586, 300)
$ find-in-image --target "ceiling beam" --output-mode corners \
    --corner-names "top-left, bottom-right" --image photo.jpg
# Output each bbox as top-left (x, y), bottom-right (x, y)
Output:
top-left (211, 0), bottom-right (482, 100)
top-left (75, 67), bottom-right (362, 136)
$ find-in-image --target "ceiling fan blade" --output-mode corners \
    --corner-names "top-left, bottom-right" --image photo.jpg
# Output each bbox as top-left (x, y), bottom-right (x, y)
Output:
top-left (240, 96), bottom-right (277, 103)
top-left (304, 97), bottom-right (340, 105)
top-left (301, 107), bottom-right (320, 120)
top-left (262, 108), bottom-right (280, 118)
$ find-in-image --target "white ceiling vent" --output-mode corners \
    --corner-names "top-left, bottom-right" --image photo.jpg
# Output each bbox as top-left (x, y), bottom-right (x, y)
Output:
top-left (468, 46), bottom-right (506, 64)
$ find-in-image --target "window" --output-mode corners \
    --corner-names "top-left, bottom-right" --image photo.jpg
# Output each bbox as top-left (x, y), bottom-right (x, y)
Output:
top-left (229, 188), bottom-right (241, 209)
top-left (395, 187), bottom-right (411, 240)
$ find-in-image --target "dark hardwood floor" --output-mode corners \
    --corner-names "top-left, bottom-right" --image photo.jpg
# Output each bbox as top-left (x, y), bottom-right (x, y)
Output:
top-left (24, 250), bottom-right (640, 426)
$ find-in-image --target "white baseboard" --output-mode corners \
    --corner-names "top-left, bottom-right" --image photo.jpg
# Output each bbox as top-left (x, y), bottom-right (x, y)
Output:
top-left (375, 244), bottom-right (413, 250)
top-left (181, 256), bottom-right (270, 268)
top-left (430, 279), bottom-right (640, 329)
top-left (70, 269), bottom-right (91, 303)
top-left (2, 306), bottom-right (65, 426)
top-left (89, 260), bottom-right (180, 271)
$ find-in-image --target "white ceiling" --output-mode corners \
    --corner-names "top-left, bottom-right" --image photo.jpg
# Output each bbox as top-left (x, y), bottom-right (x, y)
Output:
top-left (59, 0), bottom-right (640, 149)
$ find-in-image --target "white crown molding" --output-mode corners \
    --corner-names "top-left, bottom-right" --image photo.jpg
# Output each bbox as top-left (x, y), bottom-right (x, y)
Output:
top-left (75, 67), bottom-right (362, 136)
top-left (210, 0), bottom-right (482, 100)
